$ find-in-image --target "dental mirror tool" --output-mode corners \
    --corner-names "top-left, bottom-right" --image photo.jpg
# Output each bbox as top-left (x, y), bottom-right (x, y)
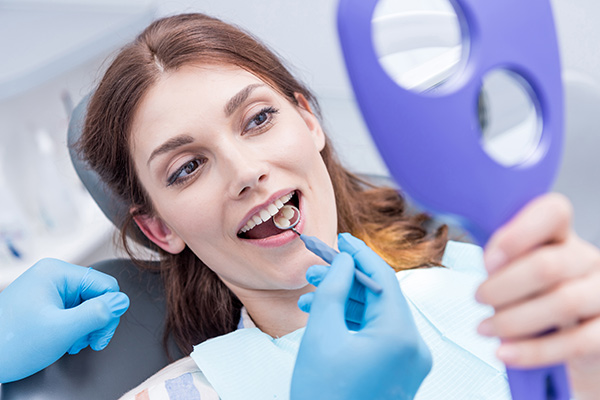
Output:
top-left (337, 0), bottom-right (568, 398)
top-left (273, 205), bottom-right (383, 294)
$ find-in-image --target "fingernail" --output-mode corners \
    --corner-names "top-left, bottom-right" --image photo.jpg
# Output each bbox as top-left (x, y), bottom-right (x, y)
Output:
top-left (497, 345), bottom-right (518, 363)
top-left (484, 249), bottom-right (507, 274)
top-left (477, 320), bottom-right (495, 336)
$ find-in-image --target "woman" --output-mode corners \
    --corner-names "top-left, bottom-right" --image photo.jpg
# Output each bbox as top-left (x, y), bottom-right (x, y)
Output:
top-left (79, 13), bottom-right (600, 399)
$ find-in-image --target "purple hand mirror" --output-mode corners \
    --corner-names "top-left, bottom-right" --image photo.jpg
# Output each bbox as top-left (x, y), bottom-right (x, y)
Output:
top-left (337, 0), bottom-right (567, 399)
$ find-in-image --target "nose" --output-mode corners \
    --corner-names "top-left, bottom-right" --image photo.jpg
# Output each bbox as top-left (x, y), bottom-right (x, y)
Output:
top-left (223, 143), bottom-right (269, 199)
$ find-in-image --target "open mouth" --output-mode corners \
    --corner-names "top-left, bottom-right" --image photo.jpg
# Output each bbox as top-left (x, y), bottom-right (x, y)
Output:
top-left (237, 191), bottom-right (300, 240)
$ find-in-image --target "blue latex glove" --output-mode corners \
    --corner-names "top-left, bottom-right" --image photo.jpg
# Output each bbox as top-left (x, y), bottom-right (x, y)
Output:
top-left (291, 233), bottom-right (432, 400)
top-left (0, 258), bottom-right (129, 383)
top-left (300, 262), bottom-right (366, 330)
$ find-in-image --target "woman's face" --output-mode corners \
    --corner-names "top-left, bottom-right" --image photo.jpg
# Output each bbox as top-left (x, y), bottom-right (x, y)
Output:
top-left (129, 64), bottom-right (337, 294)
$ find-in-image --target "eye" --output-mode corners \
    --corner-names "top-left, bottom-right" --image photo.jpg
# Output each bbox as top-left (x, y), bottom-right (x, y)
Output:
top-left (244, 106), bottom-right (279, 132)
top-left (167, 158), bottom-right (206, 186)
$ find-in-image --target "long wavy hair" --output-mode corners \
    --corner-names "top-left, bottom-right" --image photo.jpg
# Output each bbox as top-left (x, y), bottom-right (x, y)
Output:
top-left (78, 13), bottom-right (448, 356)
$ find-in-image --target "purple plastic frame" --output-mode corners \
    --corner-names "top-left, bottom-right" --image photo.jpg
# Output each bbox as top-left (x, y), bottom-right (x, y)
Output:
top-left (337, 0), bottom-right (568, 399)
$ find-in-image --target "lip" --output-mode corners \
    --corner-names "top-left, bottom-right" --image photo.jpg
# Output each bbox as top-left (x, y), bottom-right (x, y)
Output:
top-left (237, 190), bottom-right (305, 248)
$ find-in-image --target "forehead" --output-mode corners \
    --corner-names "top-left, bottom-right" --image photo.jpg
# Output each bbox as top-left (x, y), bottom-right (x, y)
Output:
top-left (137, 64), bottom-right (266, 119)
top-left (130, 64), bottom-right (270, 150)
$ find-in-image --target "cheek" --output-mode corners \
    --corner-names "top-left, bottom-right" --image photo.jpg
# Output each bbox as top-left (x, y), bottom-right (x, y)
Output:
top-left (270, 130), bottom-right (320, 168)
top-left (157, 190), bottom-right (223, 244)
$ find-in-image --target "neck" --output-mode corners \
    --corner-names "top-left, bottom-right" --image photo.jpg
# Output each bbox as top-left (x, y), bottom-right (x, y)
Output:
top-left (233, 286), bottom-right (313, 338)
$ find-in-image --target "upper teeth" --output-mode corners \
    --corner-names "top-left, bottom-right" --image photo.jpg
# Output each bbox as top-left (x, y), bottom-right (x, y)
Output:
top-left (239, 192), bottom-right (294, 234)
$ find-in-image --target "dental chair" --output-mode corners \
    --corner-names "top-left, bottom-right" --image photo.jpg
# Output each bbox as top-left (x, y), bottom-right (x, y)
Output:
top-left (0, 95), bottom-right (185, 400)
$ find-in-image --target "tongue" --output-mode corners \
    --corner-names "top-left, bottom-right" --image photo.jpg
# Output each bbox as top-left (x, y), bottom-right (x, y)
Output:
top-left (245, 218), bottom-right (285, 240)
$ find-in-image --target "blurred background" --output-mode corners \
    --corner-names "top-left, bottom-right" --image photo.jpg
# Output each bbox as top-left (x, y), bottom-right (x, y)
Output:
top-left (1, 0), bottom-right (599, 289)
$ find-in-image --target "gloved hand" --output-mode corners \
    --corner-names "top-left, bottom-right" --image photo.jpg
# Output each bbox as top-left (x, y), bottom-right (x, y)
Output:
top-left (0, 258), bottom-right (129, 383)
top-left (299, 257), bottom-right (366, 330)
top-left (291, 233), bottom-right (432, 400)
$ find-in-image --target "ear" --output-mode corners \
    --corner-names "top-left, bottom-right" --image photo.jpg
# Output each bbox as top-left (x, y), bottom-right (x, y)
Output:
top-left (294, 92), bottom-right (326, 151)
top-left (133, 211), bottom-right (186, 254)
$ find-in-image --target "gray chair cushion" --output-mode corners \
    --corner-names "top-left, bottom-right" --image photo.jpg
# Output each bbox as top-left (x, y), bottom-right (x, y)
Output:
top-left (67, 93), bottom-right (129, 228)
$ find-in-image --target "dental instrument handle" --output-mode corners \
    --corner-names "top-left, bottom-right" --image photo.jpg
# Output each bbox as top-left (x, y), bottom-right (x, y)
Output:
top-left (299, 233), bottom-right (383, 294)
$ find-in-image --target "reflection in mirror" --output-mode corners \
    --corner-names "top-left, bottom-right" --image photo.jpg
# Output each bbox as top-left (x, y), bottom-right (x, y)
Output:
top-left (478, 70), bottom-right (542, 167)
top-left (372, 0), bottom-right (464, 93)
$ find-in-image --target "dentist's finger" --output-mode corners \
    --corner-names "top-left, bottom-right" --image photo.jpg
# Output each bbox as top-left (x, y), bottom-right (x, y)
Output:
top-left (77, 267), bottom-right (121, 300)
top-left (338, 233), bottom-right (413, 329)
top-left (89, 318), bottom-right (120, 351)
top-left (299, 286), bottom-right (365, 328)
top-left (298, 292), bottom-right (315, 313)
top-left (62, 291), bottom-right (129, 343)
top-left (305, 264), bottom-right (329, 287)
top-left (338, 233), bottom-right (397, 290)
top-left (45, 261), bottom-right (120, 302)
top-left (484, 193), bottom-right (573, 274)
top-left (306, 263), bottom-right (366, 303)
top-left (68, 336), bottom-right (91, 355)
top-left (305, 252), bottom-right (356, 332)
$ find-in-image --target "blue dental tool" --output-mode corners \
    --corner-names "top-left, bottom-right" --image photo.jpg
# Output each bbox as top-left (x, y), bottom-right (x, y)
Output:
top-left (273, 205), bottom-right (383, 294)
top-left (337, 0), bottom-right (568, 399)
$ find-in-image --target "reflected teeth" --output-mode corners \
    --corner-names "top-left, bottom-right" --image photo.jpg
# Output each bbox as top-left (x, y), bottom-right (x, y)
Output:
top-left (239, 192), bottom-right (294, 234)
top-left (274, 206), bottom-right (295, 228)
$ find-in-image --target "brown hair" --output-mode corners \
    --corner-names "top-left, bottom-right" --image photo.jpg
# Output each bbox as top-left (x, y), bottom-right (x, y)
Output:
top-left (79, 13), bottom-right (447, 356)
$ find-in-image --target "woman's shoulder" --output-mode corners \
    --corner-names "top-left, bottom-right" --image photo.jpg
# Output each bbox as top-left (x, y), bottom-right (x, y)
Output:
top-left (397, 240), bottom-right (489, 299)
top-left (440, 239), bottom-right (487, 276)
top-left (398, 239), bottom-right (487, 279)
top-left (118, 356), bottom-right (219, 400)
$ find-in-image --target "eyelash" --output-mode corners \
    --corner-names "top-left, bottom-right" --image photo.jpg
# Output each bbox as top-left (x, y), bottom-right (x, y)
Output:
top-left (166, 106), bottom-right (280, 187)
top-left (244, 106), bottom-right (279, 133)
top-left (167, 158), bottom-right (206, 187)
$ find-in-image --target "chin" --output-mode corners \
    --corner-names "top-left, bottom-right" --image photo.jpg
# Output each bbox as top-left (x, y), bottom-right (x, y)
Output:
top-left (274, 264), bottom-right (314, 291)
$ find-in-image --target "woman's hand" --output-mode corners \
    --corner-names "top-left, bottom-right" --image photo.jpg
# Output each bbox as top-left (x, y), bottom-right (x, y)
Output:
top-left (291, 233), bottom-right (431, 400)
top-left (475, 193), bottom-right (600, 399)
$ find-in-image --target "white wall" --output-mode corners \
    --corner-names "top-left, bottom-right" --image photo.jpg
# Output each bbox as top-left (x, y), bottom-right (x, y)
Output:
top-left (549, 0), bottom-right (600, 245)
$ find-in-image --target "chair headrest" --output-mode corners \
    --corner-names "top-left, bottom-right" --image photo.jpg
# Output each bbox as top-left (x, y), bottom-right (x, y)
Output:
top-left (67, 94), bottom-right (128, 228)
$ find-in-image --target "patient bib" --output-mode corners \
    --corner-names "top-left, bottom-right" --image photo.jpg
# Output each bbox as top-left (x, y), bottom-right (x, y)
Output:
top-left (190, 241), bottom-right (511, 400)
top-left (191, 326), bottom-right (304, 400)
top-left (401, 241), bottom-right (511, 399)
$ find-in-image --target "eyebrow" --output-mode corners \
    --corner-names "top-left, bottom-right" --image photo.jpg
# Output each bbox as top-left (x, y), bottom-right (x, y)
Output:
top-left (147, 134), bottom-right (195, 166)
top-left (146, 84), bottom-right (266, 166)
top-left (224, 83), bottom-right (266, 117)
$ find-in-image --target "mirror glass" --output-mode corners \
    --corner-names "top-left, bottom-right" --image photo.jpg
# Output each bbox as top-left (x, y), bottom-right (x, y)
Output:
top-left (478, 70), bottom-right (542, 166)
top-left (372, 0), bottom-right (465, 93)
